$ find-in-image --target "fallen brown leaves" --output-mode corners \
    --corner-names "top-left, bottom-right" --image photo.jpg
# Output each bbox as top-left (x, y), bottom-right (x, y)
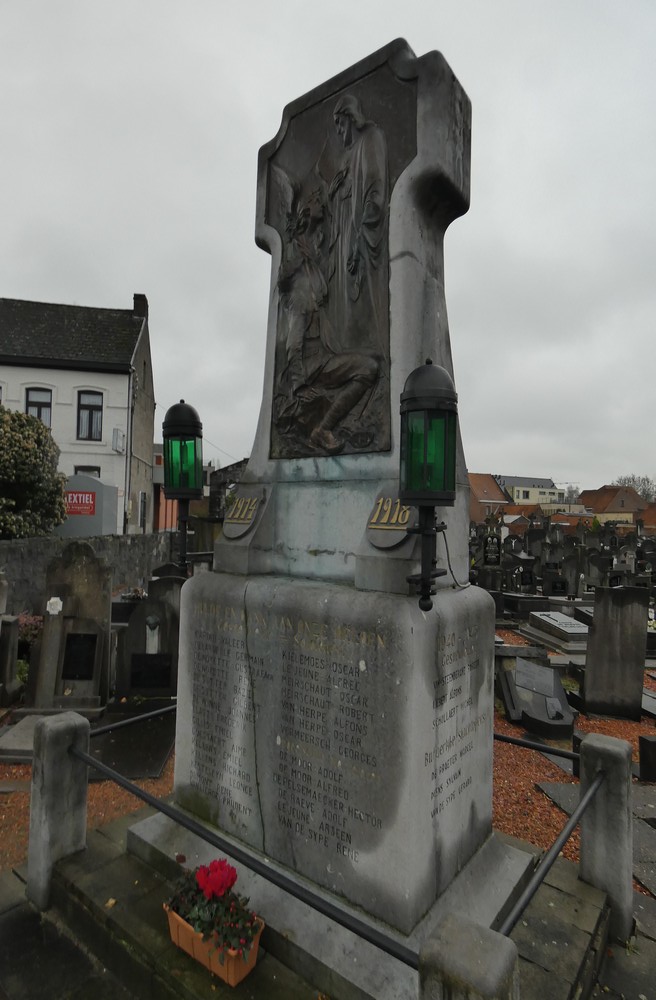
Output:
top-left (493, 710), bottom-right (580, 862)
top-left (1, 704), bottom-right (654, 903)
top-left (0, 755), bottom-right (173, 873)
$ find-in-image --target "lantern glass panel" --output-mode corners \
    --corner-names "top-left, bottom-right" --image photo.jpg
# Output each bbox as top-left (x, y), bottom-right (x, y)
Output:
top-left (425, 410), bottom-right (456, 492)
top-left (401, 410), bottom-right (456, 494)
top-left (164, 436), bottom-right (202, 492)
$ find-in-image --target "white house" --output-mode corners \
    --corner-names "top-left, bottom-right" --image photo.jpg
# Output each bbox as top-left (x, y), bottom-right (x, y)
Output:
top-left (0, 293), bottom-right (155, 534)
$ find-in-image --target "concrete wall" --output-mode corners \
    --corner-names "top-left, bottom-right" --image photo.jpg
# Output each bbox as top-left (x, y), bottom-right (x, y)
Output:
top-left (0, 532), bottom-right (173, 614)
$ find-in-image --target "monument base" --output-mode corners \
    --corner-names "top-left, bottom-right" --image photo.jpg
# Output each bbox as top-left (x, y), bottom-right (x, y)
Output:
top-left (174, 571), bottom-right (495, 933)
top-left (128, 811), bottom-right (534, 1000)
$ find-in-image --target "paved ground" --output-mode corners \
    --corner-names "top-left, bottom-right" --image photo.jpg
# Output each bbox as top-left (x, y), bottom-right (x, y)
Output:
top-left (2, 860), bottom-right (656, 999)
top-left (0, 871), bottom-right (136, 1000)
top-left (593, 892), bottom-right (656, 999)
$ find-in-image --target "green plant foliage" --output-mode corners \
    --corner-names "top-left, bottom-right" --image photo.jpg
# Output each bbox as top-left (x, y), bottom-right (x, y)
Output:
top-left (0, 405), bottom-right (66, 539)
top-left (166, 858), bottom-right (260, 961)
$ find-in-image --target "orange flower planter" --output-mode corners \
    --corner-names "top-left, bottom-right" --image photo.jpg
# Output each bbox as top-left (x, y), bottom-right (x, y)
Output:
top-left (164, 904), bottom-right (264, 987)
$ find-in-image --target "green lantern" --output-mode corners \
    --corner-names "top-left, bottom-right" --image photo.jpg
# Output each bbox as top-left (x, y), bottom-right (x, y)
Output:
top-left (399, 359), bottom-right (458, 612)
top-left (162, 400), bottom-right (203, 500)
top-left (399, 359), bottom-right (458, 507)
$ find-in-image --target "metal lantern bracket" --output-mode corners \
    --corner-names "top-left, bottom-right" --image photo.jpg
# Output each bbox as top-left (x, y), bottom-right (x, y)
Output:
top-left (405, 509), bottom-right (447, 612)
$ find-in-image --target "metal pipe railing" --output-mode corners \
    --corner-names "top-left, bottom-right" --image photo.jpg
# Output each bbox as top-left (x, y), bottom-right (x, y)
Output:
top-left (493, 731), bottom-right (579, 762)
top-left (90, 704), bottom-right (177, 738)
top-left (497, 769), bottom-right (605, 936)
top-left (69, 745), bottom-right (419, 971)
top-left (76, 709), bottom-right (597, 959)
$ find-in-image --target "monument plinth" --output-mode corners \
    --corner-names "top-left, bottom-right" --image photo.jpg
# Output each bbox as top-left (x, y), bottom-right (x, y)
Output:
top-left (175, 573), bottom-right (491, 932)
top-left (132, 40), bottom-right (506, 997)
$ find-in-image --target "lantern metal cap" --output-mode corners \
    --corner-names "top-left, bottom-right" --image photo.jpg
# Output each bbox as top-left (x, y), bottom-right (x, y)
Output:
top-left (163, 399), bottom-right (203, 438)
top-left (400, 358), bottom-right (457, 413)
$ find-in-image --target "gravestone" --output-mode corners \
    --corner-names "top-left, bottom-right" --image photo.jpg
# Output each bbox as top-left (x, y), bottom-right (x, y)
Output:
top-left (131, 42), bottom-right (505, 998)
top-left (115, 575), bottom-right (182, 697)
top-left (584, 586), bottom-right (649, 719)
top-left (0, 614), bottom-right (21, 706)
top-left (477, 525), bottom-right (503, 591)
top-left (23, 542), bottom-right (111, 717)
top-left (541, 567), bottom-right (568, 597)
top-left (0, 572), bottom-right (22, 705)
top-left (497, 655), bottom-right (574, 739)
top-left (501, 592), bottom-right (549, 616)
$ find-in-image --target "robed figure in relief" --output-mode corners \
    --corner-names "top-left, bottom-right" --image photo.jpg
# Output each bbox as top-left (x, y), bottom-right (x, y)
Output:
top-left (271, 94), bottom-right (390, 458)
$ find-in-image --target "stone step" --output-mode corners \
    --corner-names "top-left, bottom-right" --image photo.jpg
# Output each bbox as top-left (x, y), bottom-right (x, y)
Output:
top-left (42, 807), bottom-right (614, 1000)
top-left (48, 809), bottom-right (318, 1000)
top-left (512, 855), bottom-right (610, 997)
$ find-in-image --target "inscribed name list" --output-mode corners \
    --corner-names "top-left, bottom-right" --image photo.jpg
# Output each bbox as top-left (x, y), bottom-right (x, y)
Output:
top-left (180, 581), bottom-right (489, 922)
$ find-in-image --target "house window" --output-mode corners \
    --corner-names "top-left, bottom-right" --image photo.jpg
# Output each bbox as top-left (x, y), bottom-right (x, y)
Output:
top-left (139, 490), bottom-right (147, 529)
top-left (26, 387), bottom-right (52, 427)
top-left (522, 490), bottom-right (530, 499)
top-left (74, 466), bottom-right (101, 478)
top-left (77, 391), bottom-right (103, 441)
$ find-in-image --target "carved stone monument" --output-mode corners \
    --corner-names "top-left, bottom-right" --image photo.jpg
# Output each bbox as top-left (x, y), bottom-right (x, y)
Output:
top-left (23, 542), bottom-right (111, 717)
top-left (132, 41), bottom-right (503, 997)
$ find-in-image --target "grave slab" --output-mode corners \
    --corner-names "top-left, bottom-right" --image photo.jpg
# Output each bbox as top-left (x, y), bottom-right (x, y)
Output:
top-left (528, 611), bottom-right (589, 642)
top-left (0, 716), bottom-right (40, 763)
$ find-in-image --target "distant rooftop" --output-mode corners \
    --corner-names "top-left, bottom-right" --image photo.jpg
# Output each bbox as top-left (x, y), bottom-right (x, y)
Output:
top-left (493, 475), bottom-right (557, 489)
top-left (0, 294), bottom-right (148, 373)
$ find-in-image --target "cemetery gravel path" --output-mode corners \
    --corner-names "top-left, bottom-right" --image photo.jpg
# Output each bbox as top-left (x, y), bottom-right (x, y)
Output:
top-left (0, 745), bottom-right (174, 874)
top-left (1, 704), bottom-right (655, 900)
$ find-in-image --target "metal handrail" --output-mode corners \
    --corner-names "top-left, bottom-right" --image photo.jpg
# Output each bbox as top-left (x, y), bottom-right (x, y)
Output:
top-left (68, 745), bottom-right (419, 971)
top-left (493, 731), bottom-right (579, 762)
top-left (78, 710), bottom-right (592, 956)
top-left (497, 769), bottom-right (605, 936)
top-left (90, 704), bottom-right (177, 738)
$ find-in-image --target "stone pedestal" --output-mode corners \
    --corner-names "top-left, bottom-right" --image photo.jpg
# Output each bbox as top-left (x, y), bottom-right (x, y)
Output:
top-left (174, 570), bottom-right (494, 934)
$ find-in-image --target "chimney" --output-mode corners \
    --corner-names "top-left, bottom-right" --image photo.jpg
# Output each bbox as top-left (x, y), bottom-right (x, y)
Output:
top-left (133, 293), bottom-right (148, 319)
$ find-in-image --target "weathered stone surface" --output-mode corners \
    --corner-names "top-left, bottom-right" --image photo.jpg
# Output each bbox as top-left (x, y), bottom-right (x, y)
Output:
top-left (174, 570), bottom-right (493, 934)
top-left (0, 533), bottom-right (171, 616)
top-left (528, 611), bottom-right (589, 641)
top-left (172, 39), bottom-right (495, 967)
top-left (27, 712), bottom-right (89, 909)
top-left (420, 913), bottom-right (519, 999)
top-left (214, 39), bottom-right (473, 592)
top-left (584, 586), bottom-right (649, 719)
top-left (580, 734), bottom-right (634, 941)
top-left (510, 892), bottom-right (591, 983)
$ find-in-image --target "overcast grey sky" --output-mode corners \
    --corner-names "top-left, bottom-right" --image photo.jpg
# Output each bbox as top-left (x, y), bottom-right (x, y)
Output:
top-left (1, 0), bottom-right (654, 491)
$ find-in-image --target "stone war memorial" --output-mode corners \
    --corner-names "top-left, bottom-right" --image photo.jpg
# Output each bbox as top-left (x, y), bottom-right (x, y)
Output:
top-left (133, 39), bottom-right (509, 997)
